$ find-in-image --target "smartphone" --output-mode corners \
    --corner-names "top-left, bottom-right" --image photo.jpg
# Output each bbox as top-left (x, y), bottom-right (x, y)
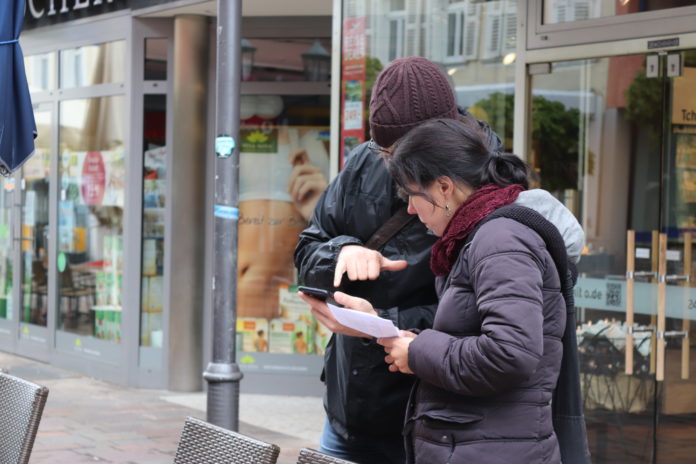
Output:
top-left (297, 286), bottom-right (343, 307)
top-left (297, 286), bottom-right (333, 301)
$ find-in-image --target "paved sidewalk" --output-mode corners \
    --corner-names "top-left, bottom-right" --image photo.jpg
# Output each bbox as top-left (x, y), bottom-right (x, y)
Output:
top-left (0, 352), bottom-right (323, 464)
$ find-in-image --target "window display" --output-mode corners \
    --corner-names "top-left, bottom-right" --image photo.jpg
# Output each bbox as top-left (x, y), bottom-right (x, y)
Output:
top-left (58, 96), bottom-right (126, 340)
top-left (0, 178), bottom-right (13, 320)
top-left (141, 94), bottom-right (167, 349)
top-left (236, 95), bottom-right (330, 356)
top-left (20, 105), bottom-right (51, 327)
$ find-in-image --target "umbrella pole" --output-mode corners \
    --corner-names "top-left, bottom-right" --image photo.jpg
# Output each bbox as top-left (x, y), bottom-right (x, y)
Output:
top-left (204, 0), bottom-right (244, 431)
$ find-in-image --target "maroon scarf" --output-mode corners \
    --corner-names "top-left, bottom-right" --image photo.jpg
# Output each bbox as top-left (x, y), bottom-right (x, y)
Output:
top-left (430, 184), bottom-right (525, 276)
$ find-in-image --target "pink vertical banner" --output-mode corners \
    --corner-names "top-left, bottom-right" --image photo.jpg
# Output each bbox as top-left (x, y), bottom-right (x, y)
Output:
top-left (341, 16), bottom-right (367, 169)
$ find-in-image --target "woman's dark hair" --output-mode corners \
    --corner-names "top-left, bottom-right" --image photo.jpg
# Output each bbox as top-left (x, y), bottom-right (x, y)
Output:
top-left (387, 118), bottom-right (529, 199)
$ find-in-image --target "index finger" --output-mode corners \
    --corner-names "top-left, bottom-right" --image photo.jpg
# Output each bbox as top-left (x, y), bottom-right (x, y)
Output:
top-left (334, 259), bottom-right (347, 287)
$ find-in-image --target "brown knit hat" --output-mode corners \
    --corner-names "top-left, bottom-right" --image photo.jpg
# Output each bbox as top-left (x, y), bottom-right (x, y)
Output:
top-left (369, 56), bottom-right (458, 148)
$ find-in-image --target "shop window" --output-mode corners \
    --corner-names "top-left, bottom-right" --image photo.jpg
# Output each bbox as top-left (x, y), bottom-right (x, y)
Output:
top-left (57, 96), bottom-right (126, 341)
top-left (0, 178), bottom-right (13, 321)
top-left (445, 1), bottom-right (479, 62)
top-left (144, 38), bottom-right (168, 81)
top-left (59, 40), bottom-right (126, 88)
top-left (141, 94), bottom-right (166, 349)
top-left (240, 38), bottom-right (331, 82)
top-left (24, 52), bottom-right (55, 92)
top-left (20, 104), bottom-right (52, 327)
top-left (543, 0), bottom-right (602, 25)
top-left (388, 15), bottom-right (405, 61)
top-left (236, 94), bottom-right (331, 357)
top-left (340, 0), bottom-right (516, 158)
top-left (482, 0), bottom-right (517, 60)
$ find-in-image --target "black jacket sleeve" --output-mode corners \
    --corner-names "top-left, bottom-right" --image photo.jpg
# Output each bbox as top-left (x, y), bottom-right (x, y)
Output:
top-left (294, 147), bottom-right (368, 290)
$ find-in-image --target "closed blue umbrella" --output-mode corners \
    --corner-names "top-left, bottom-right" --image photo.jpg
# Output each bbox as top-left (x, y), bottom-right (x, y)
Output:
top-left (0, 0), bottom-right (36, 176)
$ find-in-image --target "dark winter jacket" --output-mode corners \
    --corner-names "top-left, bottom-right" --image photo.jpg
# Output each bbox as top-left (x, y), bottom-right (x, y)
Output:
top-left (406, 217), bottom-right (566, 463)
top-left (294, 143), bottom-right (438, 439)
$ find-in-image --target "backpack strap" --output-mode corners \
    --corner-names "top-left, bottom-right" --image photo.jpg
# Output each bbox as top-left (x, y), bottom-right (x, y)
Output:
top-left (365, 206), bottom-right (416, 251)
top-left (465, 204), bottom-right (590, 464)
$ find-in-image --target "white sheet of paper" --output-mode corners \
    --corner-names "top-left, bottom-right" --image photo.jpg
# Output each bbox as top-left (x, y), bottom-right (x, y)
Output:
top-left (327, 303), bottom-right (401, 338)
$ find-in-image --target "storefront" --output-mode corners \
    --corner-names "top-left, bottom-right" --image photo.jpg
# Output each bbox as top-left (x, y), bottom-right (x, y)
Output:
top-left (1, 0), bottom-right (334, 393)
top-left (337, 0), bottom-right (696, 461)
top-left (3, 0), bottom-right (696, 460)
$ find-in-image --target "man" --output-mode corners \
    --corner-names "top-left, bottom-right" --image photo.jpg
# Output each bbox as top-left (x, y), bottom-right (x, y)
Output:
top-left (294, 56), bottom-right (503, 463)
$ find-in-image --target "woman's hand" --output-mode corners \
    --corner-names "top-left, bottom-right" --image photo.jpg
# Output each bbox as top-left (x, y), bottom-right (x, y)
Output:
top-left (378, 331), bottom-right (417, 374)
top-left (298, 291), bottom-right (376, 338)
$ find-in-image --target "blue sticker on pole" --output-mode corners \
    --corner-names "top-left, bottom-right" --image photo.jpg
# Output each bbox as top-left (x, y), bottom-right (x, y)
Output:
top-left (215, 136), bottom-right (236, 158)
top-left (214, 205), bottom-right (239, 220)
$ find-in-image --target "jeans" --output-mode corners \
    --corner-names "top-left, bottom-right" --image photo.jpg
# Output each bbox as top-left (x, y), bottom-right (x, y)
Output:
top-left (319, 417), bottom-right (406, 464)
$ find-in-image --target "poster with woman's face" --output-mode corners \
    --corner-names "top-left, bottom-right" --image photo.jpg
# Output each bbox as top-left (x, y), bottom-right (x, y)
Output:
top-left (236, 120), bottom-right (331, 356)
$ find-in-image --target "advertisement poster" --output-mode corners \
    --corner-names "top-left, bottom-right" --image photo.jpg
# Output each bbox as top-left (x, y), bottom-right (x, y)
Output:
top-left (236, 125), bottom-right (331, 357)
top-left (674, 129), bottom-right (696, 228)
top-left (341, 16), bottom-right (367, 167)
top-left (63, 150), bottom-right (125, 208)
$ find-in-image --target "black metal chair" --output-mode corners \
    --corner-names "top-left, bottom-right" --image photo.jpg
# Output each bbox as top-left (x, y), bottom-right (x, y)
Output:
top-left (297, 448), bottom-right (357, 464)
top-left (0, 371), bottom-right (49, 464)
top-left (173, 416), bottom-right (280, 464)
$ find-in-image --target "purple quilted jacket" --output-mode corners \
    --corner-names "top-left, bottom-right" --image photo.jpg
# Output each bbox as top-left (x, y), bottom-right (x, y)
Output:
top-left (405, 217), bottom-right (566, 464)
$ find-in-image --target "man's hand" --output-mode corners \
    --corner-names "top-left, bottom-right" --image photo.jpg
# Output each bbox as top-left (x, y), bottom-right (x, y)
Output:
top-left (288, 149), bottom-right (328, 221)
top-left (298, 291), bottom-right (376, 338)
top-left (378, 331), bottom-right (417, 374)
top-left (334, 245), bottom-right (408, 287)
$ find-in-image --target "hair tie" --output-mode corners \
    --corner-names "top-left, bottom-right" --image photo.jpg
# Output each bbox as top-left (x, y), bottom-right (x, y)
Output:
top-left (490, 151), bottom-right (503, 161)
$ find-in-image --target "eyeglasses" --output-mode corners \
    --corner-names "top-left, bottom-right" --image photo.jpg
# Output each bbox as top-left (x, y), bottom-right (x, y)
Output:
top-left (367, 139), bottom-right (392, 157)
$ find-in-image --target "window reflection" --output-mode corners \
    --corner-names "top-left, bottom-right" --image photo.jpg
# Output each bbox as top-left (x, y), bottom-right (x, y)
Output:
top-left (242, 38), bottom-right (331, 82)
top-left (58, 96), bottom-right (125, 341)
top-left (341, 0), bottom-right (516, 157)
top-left (141, 95), bottom-right (166, 349)
top-left (60, 41), bottom-right (126, 88)
top-left (0, 178), bottom-right (13, 321)
top-left (144, 39), bottom-right (168, 80)
top-left (21, 106), bottom-right (52, 327)
top-left (24, 53), bottom-right (55, 92)
top-left (543, 0), bottom-right (696, 25)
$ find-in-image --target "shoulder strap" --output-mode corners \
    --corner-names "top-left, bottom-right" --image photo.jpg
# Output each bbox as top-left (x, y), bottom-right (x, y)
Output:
top-left (365, 206), bottom-right (416, 251)
top-left (466, 204), bottom-right (590, 464)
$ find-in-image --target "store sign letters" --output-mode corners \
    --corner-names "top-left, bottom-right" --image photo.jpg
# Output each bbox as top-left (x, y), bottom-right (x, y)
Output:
top-left (25, 0), bottom-right (129, 29)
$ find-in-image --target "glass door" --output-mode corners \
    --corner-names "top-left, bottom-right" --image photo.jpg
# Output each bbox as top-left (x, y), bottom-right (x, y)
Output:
top-left (19, 103), bottom-right (51, 332)
top-left (656, 50), bottom-right (696, 463)
top-left (528, 50), bottom-right (696, 463)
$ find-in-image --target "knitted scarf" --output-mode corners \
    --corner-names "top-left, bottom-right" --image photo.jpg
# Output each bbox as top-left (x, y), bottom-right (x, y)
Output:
top-left (430, 184), bottom-right (525, 276)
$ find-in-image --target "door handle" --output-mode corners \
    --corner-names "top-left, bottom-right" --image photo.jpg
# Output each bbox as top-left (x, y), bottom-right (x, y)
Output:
top-left (657, 233), bottom-right (667, 382)
top-left (625, 230), bottom-right (635, 375)
top-left (682, 232), bottom-right (691, 380)
top-left (656, 233), bottom-right (692, 381)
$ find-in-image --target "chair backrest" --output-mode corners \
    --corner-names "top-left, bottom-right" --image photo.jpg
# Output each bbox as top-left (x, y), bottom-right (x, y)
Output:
top-left (297, 448), bottom-right (357, 464)
top-left (174, 416), bottom-right (280, 464)
top-left (0, 372), bottom-right (50, 464)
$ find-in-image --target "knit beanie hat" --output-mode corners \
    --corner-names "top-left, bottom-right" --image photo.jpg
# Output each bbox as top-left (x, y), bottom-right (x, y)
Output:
top-left (369, 56), bottom-right (458, 148)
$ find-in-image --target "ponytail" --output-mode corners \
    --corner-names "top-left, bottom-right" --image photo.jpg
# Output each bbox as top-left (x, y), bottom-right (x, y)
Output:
top-left (481, 151), bottom-right (529, 189)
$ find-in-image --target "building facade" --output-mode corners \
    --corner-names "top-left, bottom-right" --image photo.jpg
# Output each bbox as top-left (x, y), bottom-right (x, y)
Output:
top-left (1, 0), bottom-right (695, 461)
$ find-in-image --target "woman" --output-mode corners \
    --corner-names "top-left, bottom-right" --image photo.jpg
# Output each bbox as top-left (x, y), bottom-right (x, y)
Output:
top-left (376, 118), bottom-right (566, 463)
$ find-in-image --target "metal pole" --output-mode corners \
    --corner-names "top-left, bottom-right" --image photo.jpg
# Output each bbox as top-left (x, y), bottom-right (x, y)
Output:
top-left (203, 0), bottom-right (243, 430)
